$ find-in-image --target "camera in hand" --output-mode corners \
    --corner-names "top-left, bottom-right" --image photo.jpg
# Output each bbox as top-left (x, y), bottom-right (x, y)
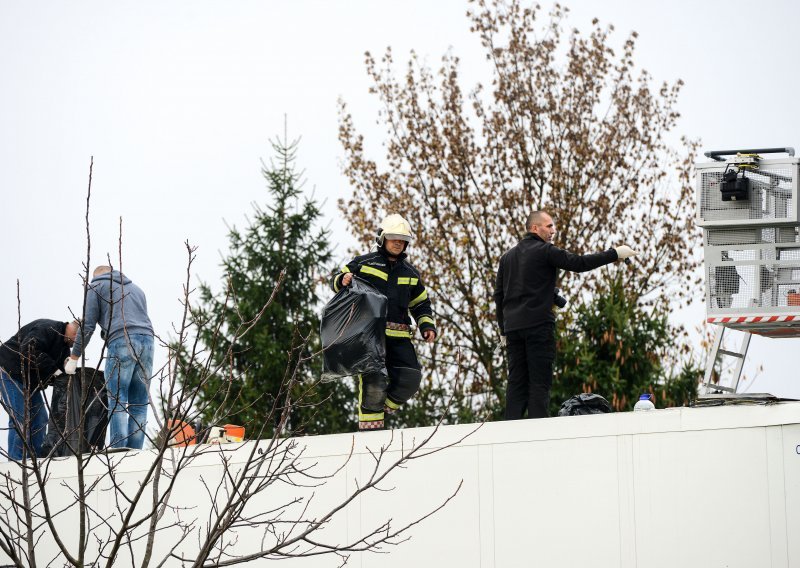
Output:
top-left (553, 287), bottom-right (568, 309)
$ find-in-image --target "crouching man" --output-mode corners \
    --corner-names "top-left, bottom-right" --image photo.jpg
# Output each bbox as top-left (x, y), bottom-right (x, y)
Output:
top-left (0, 319), bottom-right (78, 460)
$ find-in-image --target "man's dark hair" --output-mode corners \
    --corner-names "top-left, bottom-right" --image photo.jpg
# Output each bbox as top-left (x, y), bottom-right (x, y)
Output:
top-left (526, 210), bottom-right (548, 231)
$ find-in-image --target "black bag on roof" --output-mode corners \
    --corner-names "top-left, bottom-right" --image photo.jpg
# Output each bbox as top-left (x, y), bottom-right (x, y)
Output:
top-left (558, 393), bottom-right (613, 416)
top-left (40, 367), bottom-right (108, 457)
top-left (320, 277), bottom-right (388, 381)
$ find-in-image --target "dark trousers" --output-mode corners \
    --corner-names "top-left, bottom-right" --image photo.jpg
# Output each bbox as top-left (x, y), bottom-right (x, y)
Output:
top-left (504, 323), bottom-right (556, 420)
top-left (359, 337), bottom-right (422, 419)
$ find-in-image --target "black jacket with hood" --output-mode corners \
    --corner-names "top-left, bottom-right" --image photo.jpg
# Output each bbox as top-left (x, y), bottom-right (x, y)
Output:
top-left (0, 319), bottom-right (70, 389)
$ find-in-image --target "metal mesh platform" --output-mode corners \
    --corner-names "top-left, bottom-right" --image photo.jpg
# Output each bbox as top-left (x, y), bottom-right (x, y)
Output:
top-left (697, 160), bottom-right (798, 227)
top-left (698, 154), bottom-right (800, 334)
top-left (706, 248), bottom-right (800, 312)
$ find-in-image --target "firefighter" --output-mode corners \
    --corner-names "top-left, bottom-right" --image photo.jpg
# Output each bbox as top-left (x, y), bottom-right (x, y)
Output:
top-left (714, 251), bottom-right (739, 308)
top-left (331, 214), bottom-right (436, 430)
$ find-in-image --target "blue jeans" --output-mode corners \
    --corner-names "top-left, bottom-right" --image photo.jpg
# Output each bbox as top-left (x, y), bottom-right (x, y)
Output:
top-left (105, 334), bottom-right (154, 449)
top-left (0, 369), bottom-right (48, 460)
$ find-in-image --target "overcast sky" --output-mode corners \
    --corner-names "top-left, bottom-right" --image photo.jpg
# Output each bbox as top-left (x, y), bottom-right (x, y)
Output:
top-left (2, 0), bottom-right (799, 447)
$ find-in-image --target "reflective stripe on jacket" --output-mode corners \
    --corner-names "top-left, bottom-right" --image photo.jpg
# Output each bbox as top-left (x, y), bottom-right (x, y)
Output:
top-left (331, 249), bottom-right (436, 337)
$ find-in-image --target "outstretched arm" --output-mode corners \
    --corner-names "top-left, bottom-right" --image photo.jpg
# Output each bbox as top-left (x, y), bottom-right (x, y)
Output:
top-left (71, 283), bottom-right (102, 358)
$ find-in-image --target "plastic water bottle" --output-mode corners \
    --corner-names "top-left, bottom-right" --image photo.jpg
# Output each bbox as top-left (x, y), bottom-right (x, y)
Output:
top-left (633, 393), bottom-right (655, 411)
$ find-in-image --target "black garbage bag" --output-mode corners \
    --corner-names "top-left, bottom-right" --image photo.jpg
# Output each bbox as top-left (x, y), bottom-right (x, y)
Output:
top-left (40, 367), bottom-right (108, 457)
top-left (558, 393), bottom-right (613, 416)
top-left (321, 276), bottom-right (388, 381)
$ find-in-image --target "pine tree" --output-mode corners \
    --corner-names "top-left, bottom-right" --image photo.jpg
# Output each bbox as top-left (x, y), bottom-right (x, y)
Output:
top-left (179, 132), bottom-right (354, 437)
top-left (551, 277), bottom-right (700, 414)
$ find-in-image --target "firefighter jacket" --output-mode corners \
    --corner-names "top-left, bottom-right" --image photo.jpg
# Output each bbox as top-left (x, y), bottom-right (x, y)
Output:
top-left (331, 249), bottom-right (436, 339)
top-left (494, 233), bottom-right (618, 334)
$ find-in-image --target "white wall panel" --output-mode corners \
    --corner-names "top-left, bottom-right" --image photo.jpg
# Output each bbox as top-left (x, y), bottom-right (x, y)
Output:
top-left (1, 403), bottom-right (799, 567)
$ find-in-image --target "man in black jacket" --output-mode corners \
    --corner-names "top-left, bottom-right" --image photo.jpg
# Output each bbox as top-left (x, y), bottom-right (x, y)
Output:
top-left (494, 211), bottom-right (636, 420)
top-left (331, 214), bottom-right (436, 430)
top-left (0, 319), bottom-right (78, 460)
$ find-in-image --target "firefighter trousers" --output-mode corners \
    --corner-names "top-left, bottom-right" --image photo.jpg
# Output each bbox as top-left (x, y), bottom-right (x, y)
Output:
top-left (358, 337), bottom-right (422, 429)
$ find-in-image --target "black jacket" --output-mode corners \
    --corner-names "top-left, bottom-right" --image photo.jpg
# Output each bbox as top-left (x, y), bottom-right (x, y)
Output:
top-left (0, 319), bottom-right (70, 389)
top-left (331, 249), bottom-right (436, 338)
top-left (494, 234), bottom-right (618, 334)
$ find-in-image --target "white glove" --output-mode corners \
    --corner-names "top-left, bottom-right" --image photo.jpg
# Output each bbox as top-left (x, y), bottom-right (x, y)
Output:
top-left (53, 369), bottom-right (63, 377)
top-left (614, 245), bottom-right (638, 260)
top-left (64, 357), bottom-right (78, 375)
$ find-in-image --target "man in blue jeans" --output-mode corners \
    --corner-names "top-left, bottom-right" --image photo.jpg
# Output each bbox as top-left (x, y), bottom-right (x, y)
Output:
top-left (67, 266), bottom-right (154, 449)
top-left (0, 319), bottom-right (78, 460)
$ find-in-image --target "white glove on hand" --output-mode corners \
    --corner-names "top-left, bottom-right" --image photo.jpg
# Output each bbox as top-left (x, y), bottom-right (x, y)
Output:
top-left (53, 369), bottom-right (63, 377)
top-left (614, 245), bottom-right (638, 260)
top-left (64, 357), bottom-right (78, 375)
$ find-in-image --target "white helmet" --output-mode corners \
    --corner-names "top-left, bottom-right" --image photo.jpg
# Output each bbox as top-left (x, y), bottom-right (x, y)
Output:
top-left (376, 214), bottom-right (414, 246)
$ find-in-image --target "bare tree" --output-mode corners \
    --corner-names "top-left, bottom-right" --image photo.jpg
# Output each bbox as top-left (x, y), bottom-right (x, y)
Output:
top-left (338, 0), bottom-right (702, 418)
top-left (0, 158), bottom-right (470, 567)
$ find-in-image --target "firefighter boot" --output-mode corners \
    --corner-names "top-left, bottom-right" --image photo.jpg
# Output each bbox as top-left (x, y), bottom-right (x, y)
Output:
top-left (358, 372), bottom-right (388, 431)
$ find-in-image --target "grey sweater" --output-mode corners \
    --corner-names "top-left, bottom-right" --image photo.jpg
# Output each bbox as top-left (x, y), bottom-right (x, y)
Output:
top-left (71, 271), bottom-right (154, 357)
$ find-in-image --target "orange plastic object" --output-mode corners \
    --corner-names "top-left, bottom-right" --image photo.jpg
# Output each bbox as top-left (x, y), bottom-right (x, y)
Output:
top-left (788, 293), bottom-right (800, 306)
top-left (223, 424), bottom-right (245, 442)
top-left (167, 420), bottom-right (196, 447)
